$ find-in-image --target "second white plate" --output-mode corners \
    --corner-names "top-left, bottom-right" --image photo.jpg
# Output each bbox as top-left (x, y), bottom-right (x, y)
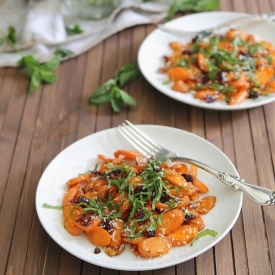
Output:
top-left (138, 11), bottom-right (275, 110)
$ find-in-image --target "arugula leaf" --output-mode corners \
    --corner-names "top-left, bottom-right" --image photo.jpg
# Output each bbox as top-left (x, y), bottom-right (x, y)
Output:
top-left (42, 203), bottom-right (63, 210)
top-left (65, 24), bottom-right (83, 36)
top-left (167, 0), bottom-right (220, 20)
top-left (89, 63), bottom-right (139, 113)
top-left (190, 229), bottom-right (218, 246)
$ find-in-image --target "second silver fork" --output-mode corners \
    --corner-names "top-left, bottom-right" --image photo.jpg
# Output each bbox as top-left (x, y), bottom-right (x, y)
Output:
top-left (117, 120), bottom-right (275, 206)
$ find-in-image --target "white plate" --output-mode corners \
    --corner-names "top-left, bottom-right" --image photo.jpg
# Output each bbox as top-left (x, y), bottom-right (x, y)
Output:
top-left (35, 125), bottom-right (242, 271)
top-left (138, 11), bottom-right (275, 110)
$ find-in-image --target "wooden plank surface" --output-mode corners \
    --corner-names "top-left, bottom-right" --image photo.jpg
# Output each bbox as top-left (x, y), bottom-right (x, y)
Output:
top-left (0, 0), bottom-right (275, 274)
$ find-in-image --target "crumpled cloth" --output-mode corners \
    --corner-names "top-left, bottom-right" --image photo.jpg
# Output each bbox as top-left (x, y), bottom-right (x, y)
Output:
top-left (0, 0), bottom-right (169, 67)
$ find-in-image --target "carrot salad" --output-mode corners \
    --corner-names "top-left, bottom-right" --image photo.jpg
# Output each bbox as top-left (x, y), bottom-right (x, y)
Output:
top-left (159, 28), bottom-right (275, 105)
top-left (62, 150), bottom-right (216, 258)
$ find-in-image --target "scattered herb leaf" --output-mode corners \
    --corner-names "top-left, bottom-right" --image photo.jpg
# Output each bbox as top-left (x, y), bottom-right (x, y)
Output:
top-left (167, 0), bottom-right (220, 20)
top-left (190, 229), bottom-right (218, 246)
top-left (89, 63), bottom-right (139, 113)
top-left (65, 24), bottom-right (83, 36)
top-left (114, 63), bottom-right (140, 86)
top-left (55, 47), bottom-right (74, 58)
top-left (42, 203), bottom-right (63, 210)
top-left (18, 55), bottom-right (61, 92)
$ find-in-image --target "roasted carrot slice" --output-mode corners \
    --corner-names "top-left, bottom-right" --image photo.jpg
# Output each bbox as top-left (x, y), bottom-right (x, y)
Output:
top-left (138, 237), bottom-right (172, 258)
top-left (62, 184), bottom-right (80, 206)
top-left (113, 150), bottom-right (142, 160)
top-left (195, 196), bottom-right (216, 214)
top-left (92, 178), bottom-right (108, 191)
top-left (156, 208), bottom-right (185, 236)
top-left (167, 225), bottom-right (198, 247)
top-left (109, 219), bottom-right (123, 247)
top-left (63, 204), bottom-right (83, 236)
top-left (86, 226), bottom-right (111, 246)
top-left (172, 79), bottom-right (189, 93)
top-left (227, 89), bottom-right (249, 106)
top-left (164, 168), bottom-right (186, 188)
top-left (188, 214), bottom-right (205, 231)
top-left (166, 67), bottom-right (192, 81)
top-left (192, 177), bottom-right (209, 193)
top-left (66, 174), bottom-right (92, 186)
top-left (74, 216), bottom-right (101, 232)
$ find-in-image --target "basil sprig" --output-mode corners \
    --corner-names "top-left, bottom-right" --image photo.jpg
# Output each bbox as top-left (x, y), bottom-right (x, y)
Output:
top-left (89, 63), bottom-right (139, 113)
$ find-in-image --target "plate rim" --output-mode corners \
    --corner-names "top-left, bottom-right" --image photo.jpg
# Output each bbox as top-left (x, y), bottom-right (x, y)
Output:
top-left (35, 125), bottom-right (243, 271)
top-left (137, 11), bottom-right (275, 111)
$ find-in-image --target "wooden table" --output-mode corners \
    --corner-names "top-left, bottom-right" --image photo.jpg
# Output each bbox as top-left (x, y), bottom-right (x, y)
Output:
top-left (1, 0), bottom-right (275, 274)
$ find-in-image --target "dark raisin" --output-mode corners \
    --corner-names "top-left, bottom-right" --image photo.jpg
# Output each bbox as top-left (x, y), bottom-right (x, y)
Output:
top-left (201, 73), bottom-right (210, 84)
top-left (102, 218), bottom-right (114, 232)
top-left (182, 49), bottom-right (192, 55)
top-left (77, 195), bottom-right (89, 204)
top-left (184, 213), bottom-right (196, 223)
top-left (249, 89), bottom-right (259, 98)
top-left (107, 169), bottom-right (121, 179)
top-left (91, 171), bottom-right (101, 177)
top-left (136, 209), bottom-right (145, 220)
top-left (206, 94), bottom-right (216, 103)
top-left (182, 173), bottom-right (193, 182)
top-left (163, 55), bottom-right (169, 62)
top-left (147, 230), bottom-right (156, 238)
top-left (215, 71), bottom-right (227, 83)
top-left (75, 214), bottom-right (92, 226)
top-left (239, 50), bottom-right (251, 58)
top-left (134, 185), bottom-right (144, 194)
top-left (94, 247), bottom-right (101, 254)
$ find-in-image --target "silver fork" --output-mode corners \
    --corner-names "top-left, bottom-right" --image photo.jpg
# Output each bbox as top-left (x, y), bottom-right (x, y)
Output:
top-left (117, 120), bottom-right (275, 206)
top-left (158, 12), bottom-right (275, 39)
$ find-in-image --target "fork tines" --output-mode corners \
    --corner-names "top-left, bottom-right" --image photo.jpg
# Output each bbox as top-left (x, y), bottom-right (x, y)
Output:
top-left (117, 120), bottom-right (160, 159)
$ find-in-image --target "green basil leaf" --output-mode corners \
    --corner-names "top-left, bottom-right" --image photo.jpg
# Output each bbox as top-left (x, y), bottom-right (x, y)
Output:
top-left (6, 26), bottom-right (16, 45)
top-left (110, 86), bottom-right (124, 112)
top-left (42, 203), bottom-right (63, 210)
top-left (109, 86), bottom-right (136, 112)
top-left (114, 63), bottom-right (140, 87)
top-left (29, 69), bottom-right (41, 93)
top-left (65, 24), bottom-right (83, 36)
top-left (41, 56), bottom-right (61, 70)
top-left (190, 229), bottom-right (218, 246)
top-left (89, 92), bottom-right (111, 105)
top-left (55, 47), bottom-right (74, 58)
top-left (18, 55), bottom-right (40, 68)
top-left (194, 0), bottom-right (220, 12)
top-left (40, 70), bottom-right (57, 84)
top-left (89, 79), bottom-right (116, 101)
top-left (118, 89), bottom-right (136, 106)
top-left (167, 0), bottom-right (220, 20)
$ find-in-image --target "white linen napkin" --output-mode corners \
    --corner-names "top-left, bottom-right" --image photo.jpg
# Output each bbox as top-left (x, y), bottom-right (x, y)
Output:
top-left (0, 0), bottom-right (169, 67)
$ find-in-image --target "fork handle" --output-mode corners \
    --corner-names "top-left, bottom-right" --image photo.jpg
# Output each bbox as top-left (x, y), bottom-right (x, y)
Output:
top-left (171, 156), bottom-right (275, 206)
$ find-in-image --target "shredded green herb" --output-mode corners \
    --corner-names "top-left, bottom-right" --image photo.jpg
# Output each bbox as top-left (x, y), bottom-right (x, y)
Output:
top-left (42, 203), bottom-right (63, 210)
top-left (190, 229), bottom-right (218, 246)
